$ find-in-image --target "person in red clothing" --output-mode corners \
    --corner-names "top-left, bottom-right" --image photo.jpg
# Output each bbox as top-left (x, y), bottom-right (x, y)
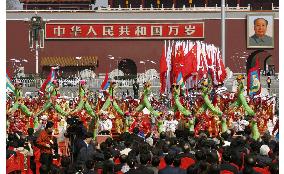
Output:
top-left (129, 112), bottom-right (150, 134)
top-left (36, 121), bottom-right (55, 171)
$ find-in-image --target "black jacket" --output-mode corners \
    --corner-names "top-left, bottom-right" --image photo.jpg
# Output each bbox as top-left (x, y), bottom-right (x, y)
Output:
top-left (220, 162), bottom-right (239, 174)
top-left (256, 155), bottom-right (272, 167)
top-left (76, 142), bottom-right (96, 165)
top-left (158, 166), bottom-right (178, 174)
top-left (135, 165), bottom-right (155, 174)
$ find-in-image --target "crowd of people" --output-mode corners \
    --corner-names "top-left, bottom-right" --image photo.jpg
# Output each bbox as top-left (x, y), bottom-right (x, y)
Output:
top-left (6, 75), bottom-right (279, 174)
top-left (7, 119), bottom-right (279, 174)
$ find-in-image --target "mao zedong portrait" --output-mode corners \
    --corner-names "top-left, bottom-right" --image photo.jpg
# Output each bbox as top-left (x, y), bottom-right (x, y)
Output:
top-left (249, 18), bottom-right (273, 47)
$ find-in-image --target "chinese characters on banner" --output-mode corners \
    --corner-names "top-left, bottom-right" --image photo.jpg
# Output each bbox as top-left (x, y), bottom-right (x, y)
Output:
top-left (45, 22), bottom-right (204, 39)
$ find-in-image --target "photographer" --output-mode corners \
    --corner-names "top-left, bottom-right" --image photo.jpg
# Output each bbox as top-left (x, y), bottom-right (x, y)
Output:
top-left (65, 116), bottom-right (87, 162)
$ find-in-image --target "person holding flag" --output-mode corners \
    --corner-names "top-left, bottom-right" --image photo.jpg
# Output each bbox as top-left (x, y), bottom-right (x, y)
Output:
top-left (35, 80), bottom-right (68, 117)
top-left (6, 73), bottom-right (15, 96)
top-left (39, 66), bottom-right (58, 96)
top-left (135, 81), bottom-right (160, 117)
top-left (8, 81), bottom-right (33, 117)
top-left (176, 72), bottom-right (186, 96)
top-left (172, 76), bottom-right (191, 117)
top-left (70, 80), bottom-right (96, 118)
top-left (100, 81), bottom-right (124, 116)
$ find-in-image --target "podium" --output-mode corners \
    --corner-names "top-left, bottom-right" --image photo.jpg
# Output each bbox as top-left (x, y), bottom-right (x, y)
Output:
top-left (96, 135), bottom-right (111, 145)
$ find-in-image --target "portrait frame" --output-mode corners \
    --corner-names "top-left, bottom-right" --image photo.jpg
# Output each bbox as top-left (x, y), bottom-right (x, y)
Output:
top-left (247, 14), bottom-right (274, 49)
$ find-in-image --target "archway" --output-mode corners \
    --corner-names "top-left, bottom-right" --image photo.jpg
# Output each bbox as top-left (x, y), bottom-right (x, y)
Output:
top-left (246, 50), bottom-right (272, 76)
top-left (264, 55), bottom-right (274, 76)
top-left (118, 58), bottom-right (137, 79)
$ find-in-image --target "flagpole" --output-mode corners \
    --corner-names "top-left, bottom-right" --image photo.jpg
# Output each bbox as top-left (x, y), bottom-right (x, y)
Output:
top-left (36, 40), bottom-right (39, 74)
top-left (221, 0), bottom-right (226, 66)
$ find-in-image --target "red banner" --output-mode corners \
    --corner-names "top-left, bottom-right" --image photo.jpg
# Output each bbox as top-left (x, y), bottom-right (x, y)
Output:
top-left (45, 22), bottom-right (204, 39)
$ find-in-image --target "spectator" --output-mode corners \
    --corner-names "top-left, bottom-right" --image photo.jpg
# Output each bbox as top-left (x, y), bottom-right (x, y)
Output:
top-left (147, 156), bottom-right (160, 174)
top-left (172, 157), bottom-right (186, 174)
top-left (39, 164), bottom-right (49, 174)
top-left (158, 153), bottom-right (175, 174)
top-left (102, 160), bottom-right (114, 173)
top-left (256, 145), bottom-right (272, 168)
top-left (134, 153), bottom-right (154, 174)
top-left (219, 147), bottom-right (238, 174)
top-left (114, 154), bottom-right (127, 172)
top-left (85, 160), bottom-right (96, 174)
top-left (76, 132), bottom-right (96, 168)
top-left (60, 156), bottom-right (71, 173)
top-left (125, 157), bottom-right (137, 174)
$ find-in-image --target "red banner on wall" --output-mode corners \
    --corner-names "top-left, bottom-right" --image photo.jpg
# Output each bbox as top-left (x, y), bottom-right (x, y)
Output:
top-left (45, 22), bottom-right (204, 39)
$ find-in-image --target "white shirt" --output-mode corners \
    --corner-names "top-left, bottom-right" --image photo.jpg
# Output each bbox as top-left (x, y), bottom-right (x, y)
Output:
top-left (120, 147), bottom-right (132, 156)
top-left (164, 119), bottom-right (179, 132)
top-left (99, 119), bottom-right (112, 131)
top-left (233, 119), bottom-right (249, 132)
top-left (158, 121), bottom-right (166, 132)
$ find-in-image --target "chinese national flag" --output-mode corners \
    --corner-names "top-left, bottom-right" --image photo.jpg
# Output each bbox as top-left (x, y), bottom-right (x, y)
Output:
top-left (184, 44), bottom-right (197, 80)
top-left (160, 45), bottom-right (167, 93)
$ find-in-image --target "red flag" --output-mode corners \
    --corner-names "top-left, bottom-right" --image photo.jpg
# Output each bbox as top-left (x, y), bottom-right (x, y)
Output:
top-left (206, 50), bottom-right (214, 83)
top-left (215, 52), bottom-right (227, 83)
top-left (214, 52), bottom-right (220, 82)
top-left (205, 50), bottom-right (213, 67)
top-left (160, 44), bottom-right (167, 93)
top-left (184, 44), bottom-right (197, 80)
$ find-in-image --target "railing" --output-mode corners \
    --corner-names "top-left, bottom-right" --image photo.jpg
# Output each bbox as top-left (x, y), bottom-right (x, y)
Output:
top-left (12, 76), bottom-right (161, 88)
top-left (272, 3), bottom-right (279, 11)
top-left (13, 73), bottom-right (279, 89)
top-left (97, 4), bottom-right (251, 12)
top-left (13, 74), bottom-right (278, 98)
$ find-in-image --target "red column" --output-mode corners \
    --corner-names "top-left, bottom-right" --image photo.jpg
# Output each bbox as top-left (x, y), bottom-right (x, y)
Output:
top-left (108, 0), bottom-right (113, 8)
top-left (204, 0), bottom-right (208, 6)
top-left (173, 0), bottom-right (177, 7)
top-left (141, 0), bottom-right (145, 7)
top-left (237, 0), bottom-right (241, 5)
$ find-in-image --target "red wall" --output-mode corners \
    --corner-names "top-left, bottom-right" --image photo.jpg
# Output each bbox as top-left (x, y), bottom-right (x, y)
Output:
top-left (6, 19), bottom-right (279, 75)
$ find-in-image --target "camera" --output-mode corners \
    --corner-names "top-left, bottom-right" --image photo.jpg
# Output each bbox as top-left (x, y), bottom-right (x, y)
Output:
top-left (66, 117), bottom-right (80, 135)
top-left (65, 116), bottom-right (85, 139)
